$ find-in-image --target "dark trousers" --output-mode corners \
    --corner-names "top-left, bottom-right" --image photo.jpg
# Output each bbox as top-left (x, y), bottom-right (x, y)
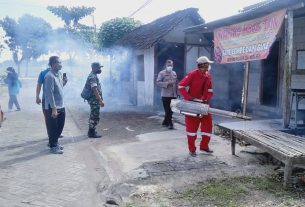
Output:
top-left (42, 99), bottom-right (51, 139)
top-left (8, 95), bottom-right (20, 110)
top-left (162, 97), bottom-right (175, 125)
top-left (45, 107), bottom-right (65, 147)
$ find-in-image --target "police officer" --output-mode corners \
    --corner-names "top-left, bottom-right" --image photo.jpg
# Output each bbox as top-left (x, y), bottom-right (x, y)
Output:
top-left (84, 62), bottom-right (104, 138)
top-left (156, 59), bottom-right (178, 129)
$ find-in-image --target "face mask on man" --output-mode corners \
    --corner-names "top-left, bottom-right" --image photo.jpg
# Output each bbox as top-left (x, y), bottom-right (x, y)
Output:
top-left (208, 65), bottom-right (211, 71)
top-left (166, 66), bottom-right (173, 72)
top-left (96, 69), bottom-right (102, 74)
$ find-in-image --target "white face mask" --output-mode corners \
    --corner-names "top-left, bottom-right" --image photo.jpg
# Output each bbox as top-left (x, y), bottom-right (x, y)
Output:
top-left (208, 65), bottom-right (211, 71)
top-left (166, 66), bottom-right (173, 71)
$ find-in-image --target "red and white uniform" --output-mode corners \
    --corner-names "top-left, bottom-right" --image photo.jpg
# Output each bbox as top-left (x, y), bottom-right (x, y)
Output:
top-left (178, 69), bottom-right (213, 152)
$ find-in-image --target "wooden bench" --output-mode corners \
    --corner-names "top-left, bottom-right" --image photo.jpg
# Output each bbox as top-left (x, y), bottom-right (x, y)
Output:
top-left (230, 129), bottom-right (305, 187)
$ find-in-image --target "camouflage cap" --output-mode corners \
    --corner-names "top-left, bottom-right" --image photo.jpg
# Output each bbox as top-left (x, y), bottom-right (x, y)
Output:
top-left (91, 62), bottom-right (103, 68)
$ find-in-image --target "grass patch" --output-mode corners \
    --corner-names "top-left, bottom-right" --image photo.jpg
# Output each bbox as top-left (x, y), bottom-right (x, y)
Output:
top-left (171, 176), bottom-right (303, 207)
top-left (124, 176), bottom-right (305, 206)
top-left (176, 178), bottom-right (247, 207)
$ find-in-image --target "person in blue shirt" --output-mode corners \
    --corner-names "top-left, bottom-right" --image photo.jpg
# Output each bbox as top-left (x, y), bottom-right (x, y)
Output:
top-left (5, 67), bottom-right (21, 111)
top-left (36, 68), bottom-right (49, 106)
top-left (36, 68), bottom-right (51, 139)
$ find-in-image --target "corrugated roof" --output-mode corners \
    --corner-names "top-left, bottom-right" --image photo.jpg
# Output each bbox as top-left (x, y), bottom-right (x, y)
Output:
top-left (184, 0), bottom-right (305, 33)
top-left (240, 0), bottom-right (276, 13)
top-left (116, 8), bottom-right (204, 49)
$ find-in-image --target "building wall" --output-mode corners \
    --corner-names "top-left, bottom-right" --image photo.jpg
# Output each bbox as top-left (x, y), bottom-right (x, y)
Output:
top-left (243, 15), bottom-right (305, 116)
top-left (291, 16), bottom-right (305, 89)
top-left (185, 46), bottom-right (211, 73)
top-left (248, 61), bottom-right (262, 106)
top-left (210, 64), bottom-right (231, 110)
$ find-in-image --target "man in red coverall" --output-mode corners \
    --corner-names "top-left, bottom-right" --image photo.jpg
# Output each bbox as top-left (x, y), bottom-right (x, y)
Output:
top-left (178, 56), bottom-right (214, 157)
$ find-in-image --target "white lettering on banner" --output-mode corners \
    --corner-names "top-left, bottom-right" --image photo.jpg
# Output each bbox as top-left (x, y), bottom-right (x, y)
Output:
top-left (223, 42), bottom-right (271, 56)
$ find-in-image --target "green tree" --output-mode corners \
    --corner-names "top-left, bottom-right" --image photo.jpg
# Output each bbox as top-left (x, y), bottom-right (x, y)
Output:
top-left (47, 6), bottom-right (97, 67)
top-left (0, 15), bottom-right (51, 74)
top-left (47, 6), bottom-right (95, 29)
top-left (98, 17), bottom-right (141, 49)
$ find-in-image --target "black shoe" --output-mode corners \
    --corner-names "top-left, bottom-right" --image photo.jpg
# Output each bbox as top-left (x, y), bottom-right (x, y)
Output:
top-left (47, 143), bottom-right (64, 150)
top-left (189, 151), bottom-right (197, 157)
top-left (200, 148), bottom-right (214, 153)
top-left (162, 120), bottom-right (168, 127)
top-left (50, 146), bottom-right (63, 154)
top-left (88, 129), bottom-right (102, 138)
top-left (59, 135), bottom-right (64, 138)
top-left (168, 123), bottom-right (174, 129)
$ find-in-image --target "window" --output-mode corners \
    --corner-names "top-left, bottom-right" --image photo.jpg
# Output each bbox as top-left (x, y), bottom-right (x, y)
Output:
top-left (297, 50), bottom-right (305, 70)
top-left (136, 55), bottom-right (144, 81)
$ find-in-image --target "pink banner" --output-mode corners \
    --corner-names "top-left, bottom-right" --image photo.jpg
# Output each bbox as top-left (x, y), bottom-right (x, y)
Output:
top-left (214, 9), bottom-right (286, 64)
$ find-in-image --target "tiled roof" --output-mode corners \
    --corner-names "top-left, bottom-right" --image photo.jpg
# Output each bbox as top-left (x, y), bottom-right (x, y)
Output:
top-left (240, 0), bottom-right (276, 13)
top-left (116, 8), bottom-right (204, 49)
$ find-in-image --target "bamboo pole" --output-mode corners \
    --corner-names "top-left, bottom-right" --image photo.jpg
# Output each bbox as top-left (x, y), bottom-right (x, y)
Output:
top-left (283, 10), bottom-right (293, 128)
top-left (242, 61), bottom-right (250, 116)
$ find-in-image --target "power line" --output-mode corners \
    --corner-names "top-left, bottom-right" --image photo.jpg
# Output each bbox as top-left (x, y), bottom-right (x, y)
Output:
top-left (128, 0), bottom-right (152, 18)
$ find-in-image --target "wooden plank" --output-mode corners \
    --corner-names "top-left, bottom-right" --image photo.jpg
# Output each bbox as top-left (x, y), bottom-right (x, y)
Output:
top-left (239, 130), bottom-right (305, 153)
top-left (284, 158), bottom-right (293, 188)
top-left (251, 131), bottom-right (305, 154)
top-left (235, 130), bottom-right (301, 156)
top-left (255, 131), bottom-right (305, 153)
top-left (266, 131), bottom-right (305, 144)
top-left (233, 131), bottom-right (296, 159)
top-left (259, 131), bottom-right (305, 154)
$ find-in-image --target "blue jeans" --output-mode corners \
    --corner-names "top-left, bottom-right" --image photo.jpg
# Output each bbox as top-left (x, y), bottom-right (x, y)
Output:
top-left (8, 95), bottom-right (20, 110)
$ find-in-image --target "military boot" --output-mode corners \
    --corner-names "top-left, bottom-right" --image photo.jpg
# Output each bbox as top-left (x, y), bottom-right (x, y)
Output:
top-left (88, 129), bottom-right (102, 138)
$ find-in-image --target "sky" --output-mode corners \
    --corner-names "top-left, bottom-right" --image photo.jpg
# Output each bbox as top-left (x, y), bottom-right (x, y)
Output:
top-left (0, 0), bottom-right (264, 61)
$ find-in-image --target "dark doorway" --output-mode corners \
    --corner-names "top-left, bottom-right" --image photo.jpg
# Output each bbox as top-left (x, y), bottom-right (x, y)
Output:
top-left (261, 41), bottom-right (279, 106)
top-left (154, 42), bottom-right (185, 109)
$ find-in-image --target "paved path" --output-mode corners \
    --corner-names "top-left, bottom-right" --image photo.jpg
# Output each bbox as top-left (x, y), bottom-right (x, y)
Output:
top-left (0, 81), bottom-right (277, 206)
top-left (0, 86), bottom-right (107, 207)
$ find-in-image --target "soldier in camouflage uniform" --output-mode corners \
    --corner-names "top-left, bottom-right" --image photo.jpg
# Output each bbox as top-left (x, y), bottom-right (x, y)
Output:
top-left (84, 62), bottom-right (104, 138)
